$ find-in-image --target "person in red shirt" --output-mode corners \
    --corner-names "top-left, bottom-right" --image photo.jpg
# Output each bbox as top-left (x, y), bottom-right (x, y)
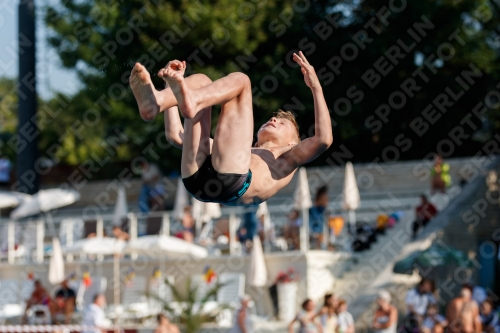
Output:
top-left (412, 195), bottom-right (438, 239)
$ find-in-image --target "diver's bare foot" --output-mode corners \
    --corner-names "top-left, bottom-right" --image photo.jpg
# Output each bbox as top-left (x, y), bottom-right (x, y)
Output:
top-left (158, 60), bottom-right (198, 119)
top-left (129, 63), bottom-right (163, 121)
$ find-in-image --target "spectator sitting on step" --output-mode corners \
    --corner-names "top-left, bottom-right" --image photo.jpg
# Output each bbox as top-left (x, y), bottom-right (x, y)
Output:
top-left (238, 206), bottom-right (259, 252)
top-left (175, 206), bottom-right (195, 242)
top-left (309, 185), bottom-right (329, 250)
top-left (50, 278), bottom-right (76, 324)
top-left (229, 295), bottom-right (254, 333)
top-left (336, 299), bottom-right (354, 333)
top-left (289, 299), bottom-right (322, 333)
top-left (372, 290), bottom-right (398, 333)
top-left (480, 299), bottom-right (499, 333)
top-left (446, 284), bottom-right (482, 333)
top-left (138, 160), bottom-right (164, 213)
top-left (422, 303), bottom-right (448, 333)
top-left (431, 155), bottom-right (451, 194)
top-left (112, 225), bottom-right (130, 241)
top-left (86, 230), bottom-right (108, 239)
top-left (154, 314), bottom-right (180, 333)
top-left (317, 293), bottom-right (337, 333)
top-left (411, 195), bottom-right (438, 239)
top-left (23, 280), bottom-right (51, 323)
top-left (404, 278), bottom-right (436, 333)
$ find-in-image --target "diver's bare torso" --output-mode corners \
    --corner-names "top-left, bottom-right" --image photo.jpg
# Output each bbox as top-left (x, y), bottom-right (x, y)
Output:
top-left (236, 146), bottom-right (297, 205)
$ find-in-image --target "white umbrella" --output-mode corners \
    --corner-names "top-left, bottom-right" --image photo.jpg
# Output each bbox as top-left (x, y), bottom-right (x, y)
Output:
top-left (192, 198), bottom-right (202, 219)
top-left (0, 223), bottom-right (18, 249)
top-left (249, 235), bottom-right (267, 287)
top-left (342, 162), bottom-right (360, 234)
top-left (62, 237), bottom-right (125, 255)
top-left (62, 236), bottom-right (124, 324)
top-left (112, 187), bottom-right (128, 226)
top-left (0, 191), bottom-right (31, 209)
top-left (256, 201), bottom-right (268, 217)
top-left (124, 235), bottom-right (208, 258)
top-left (294, 167), bottom-right (312, 251)
top-left (204, 202), bottom-right (221, 221)
top-left (294, 167), bottom-right (312, 210)
top-left (192, 198), bottom-right (221, 239)
top-left (256, 201), bottom-right (271, 252)
top-left (63, 237), bottom-right (124, 326)
top-left (192, 198), bottom-right (221, 223)
top-left (173, 179), bottom-right (190, 220)
top-left (10, 189), bottom-right (80, 219)
top-left (48, 238), bottom-right (65, 285)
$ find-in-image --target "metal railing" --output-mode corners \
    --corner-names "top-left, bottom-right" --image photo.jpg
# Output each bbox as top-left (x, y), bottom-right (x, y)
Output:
top-left (0, 199), bottom-right (386, 264)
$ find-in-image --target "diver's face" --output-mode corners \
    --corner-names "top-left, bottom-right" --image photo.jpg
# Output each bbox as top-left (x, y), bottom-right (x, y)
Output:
top-left (257, 117), bottom-right (297, 146)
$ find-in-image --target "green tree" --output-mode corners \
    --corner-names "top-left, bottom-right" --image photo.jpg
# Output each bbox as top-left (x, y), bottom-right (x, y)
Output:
top-left (0, 77), bottom-right (19, 160)
top-left (45, 0), bottom-right (500, 173)
top-left (0, 76), bottom-right (110, 172)
top-left (45, 0), bottom-right (285, 171)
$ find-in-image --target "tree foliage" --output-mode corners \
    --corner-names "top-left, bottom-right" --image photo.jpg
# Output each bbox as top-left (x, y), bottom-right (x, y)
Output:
top-left (43, 0), bottom-right (500, 174)
top-left (0, 77), bottom-right (18, 161)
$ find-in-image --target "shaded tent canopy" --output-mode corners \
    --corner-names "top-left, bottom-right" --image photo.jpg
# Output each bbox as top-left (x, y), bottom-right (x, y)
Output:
top-left (393, 244), bottom-right (473, 275)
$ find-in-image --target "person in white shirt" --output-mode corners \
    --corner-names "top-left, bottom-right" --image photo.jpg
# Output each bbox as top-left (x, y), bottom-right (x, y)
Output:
top-left (336, 299), bottom-right (354, 333)
top-left (229, 295), bottom-right (254, 333)
top-left (82, 294), bottom-right (109, 333)
top-left (470, 284), bottom-right (487, 306)
top-left (480, 299), bottom-right (500, 333)
top-left (404, 279), bottom-right (437, 333)
top-left (405, 279), bottom-right (436, 316)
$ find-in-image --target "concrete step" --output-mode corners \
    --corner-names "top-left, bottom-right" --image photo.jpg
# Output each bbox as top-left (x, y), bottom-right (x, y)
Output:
top-left (331, 211), bottom-right (415, 300)
top-left (66, 156), bottom-right (477, 209)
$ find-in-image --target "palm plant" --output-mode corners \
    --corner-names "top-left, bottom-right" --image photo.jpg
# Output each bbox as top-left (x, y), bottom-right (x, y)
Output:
top-left (150, 277), bottom-right (229, 333)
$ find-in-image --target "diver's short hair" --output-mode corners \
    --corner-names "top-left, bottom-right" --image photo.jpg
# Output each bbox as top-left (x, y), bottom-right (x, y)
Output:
top-left (274, 110), bottom-right (300, 142)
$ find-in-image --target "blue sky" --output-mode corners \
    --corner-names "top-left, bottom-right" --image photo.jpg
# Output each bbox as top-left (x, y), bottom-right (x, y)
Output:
top-left (0, 0), bottom-right (81, 100)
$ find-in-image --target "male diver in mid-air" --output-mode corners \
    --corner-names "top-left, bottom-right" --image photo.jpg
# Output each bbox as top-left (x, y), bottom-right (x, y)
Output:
top-left (130, 51), bottom-right (332, 206)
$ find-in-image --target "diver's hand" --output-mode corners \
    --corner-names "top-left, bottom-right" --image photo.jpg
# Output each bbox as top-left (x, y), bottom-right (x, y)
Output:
top-left (293, 51), bottom-right (321, 90)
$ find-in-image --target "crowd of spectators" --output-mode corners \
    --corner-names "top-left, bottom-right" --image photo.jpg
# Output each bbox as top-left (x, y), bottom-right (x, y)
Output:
top-left (401, 278), bottom-right (499, 333)
top-left (288, 294), bottom-right (355, 333)
top-left (21, 279), bottom-right (77, 325)
top-left (286, 277), bottom-right (497, 333)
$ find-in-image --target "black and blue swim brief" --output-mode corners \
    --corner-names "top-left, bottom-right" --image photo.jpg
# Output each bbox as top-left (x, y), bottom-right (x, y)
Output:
top-left (182, 155), bottom-right (252, 206)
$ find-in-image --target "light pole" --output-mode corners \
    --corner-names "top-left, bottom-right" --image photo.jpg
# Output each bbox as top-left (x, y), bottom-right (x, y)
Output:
top-left (17, 0), bottom-right (39, 194)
